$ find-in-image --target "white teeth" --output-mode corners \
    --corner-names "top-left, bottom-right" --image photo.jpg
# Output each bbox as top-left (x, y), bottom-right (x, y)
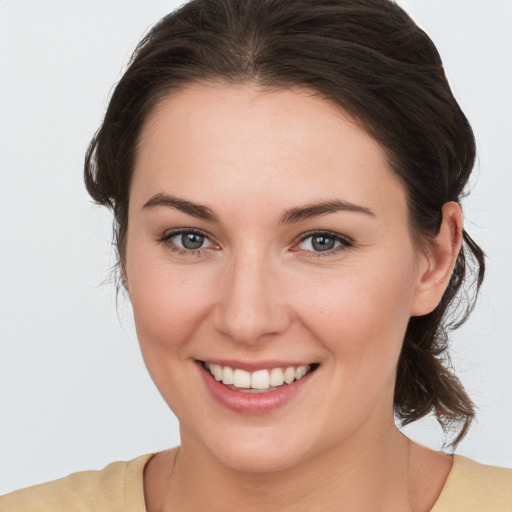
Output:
top-left (295, 365), bottom-right (308, 380)
top-left (269, 367), bottom-right (284, 386)
top-left (222, 366), bottom-right (234, 385)
top-left (206, 362), bottom-right (315, 391)
top-left (251, 369), bottom-right (270, 390)
top-left (212, 364), bottom-right (223, 381)
top-left (233, 369), bottom-right (251, 388)
top-left (284, 366), bottom-right (295, 384)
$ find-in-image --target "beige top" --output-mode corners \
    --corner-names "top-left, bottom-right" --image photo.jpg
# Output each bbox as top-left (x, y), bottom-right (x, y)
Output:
top-left (1, 454), bottom-right (511, 511)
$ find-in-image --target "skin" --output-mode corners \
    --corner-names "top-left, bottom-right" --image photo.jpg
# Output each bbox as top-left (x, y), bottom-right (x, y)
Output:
top-left (124, 83), bottom-right (461, 511)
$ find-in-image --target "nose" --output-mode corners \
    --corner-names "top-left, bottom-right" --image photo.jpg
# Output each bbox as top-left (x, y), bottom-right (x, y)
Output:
top-left (212, 252), bottom-right (292, 346)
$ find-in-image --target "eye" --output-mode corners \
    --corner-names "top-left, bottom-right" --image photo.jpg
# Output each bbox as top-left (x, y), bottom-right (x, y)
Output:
top-left (296, 231), bottom-right (352, 255)
top-left (161, 229), bottom-right (214, 253)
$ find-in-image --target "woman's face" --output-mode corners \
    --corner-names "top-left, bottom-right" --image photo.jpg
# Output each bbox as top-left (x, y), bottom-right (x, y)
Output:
top-left (125, 83), bottom-right (431, 472)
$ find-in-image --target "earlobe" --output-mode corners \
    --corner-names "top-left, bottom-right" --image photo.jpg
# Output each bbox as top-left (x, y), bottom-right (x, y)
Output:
top-left (410, 202), bottom-right (463, 316)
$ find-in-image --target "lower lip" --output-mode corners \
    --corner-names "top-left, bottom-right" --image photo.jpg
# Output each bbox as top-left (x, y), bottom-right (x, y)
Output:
top-left (198, 362), bottom-right (315, 414)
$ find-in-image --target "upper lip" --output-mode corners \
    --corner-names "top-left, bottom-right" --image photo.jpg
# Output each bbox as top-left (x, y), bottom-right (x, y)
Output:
top-left (197, 359), bottom-right (317, 371)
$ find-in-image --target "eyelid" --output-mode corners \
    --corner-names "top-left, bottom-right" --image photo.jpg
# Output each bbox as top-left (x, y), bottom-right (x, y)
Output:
top-left (294, 230), bottom-right (354, 256)
top-left (161, 227), bottom-right (209, 240)
top-left (298, 230), bottom-right (353, 245)
top-left (159, 227), bottom-right (218, 253)
top-left (158, 228), bottom-right (353, 257)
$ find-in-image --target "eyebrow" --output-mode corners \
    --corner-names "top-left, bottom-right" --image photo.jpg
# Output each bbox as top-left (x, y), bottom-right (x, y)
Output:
top-left (278, 199), bottom-right (375, 224)
top-left (142, 193), bottom-right (220, 223)
top-left (142, 193), bottom-right (375, 224)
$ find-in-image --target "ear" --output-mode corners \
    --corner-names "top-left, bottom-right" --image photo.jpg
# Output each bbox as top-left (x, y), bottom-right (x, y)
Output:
top-left (410, 201), bottom-right (463, 316)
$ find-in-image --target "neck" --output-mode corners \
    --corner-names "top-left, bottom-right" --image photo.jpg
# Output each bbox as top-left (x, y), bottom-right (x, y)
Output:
top-left (159, 424), bottom-right (426, 512)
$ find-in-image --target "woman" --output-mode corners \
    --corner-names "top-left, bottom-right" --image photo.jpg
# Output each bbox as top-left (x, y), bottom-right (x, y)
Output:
top-left (1, 0), bottom-right (510, 510)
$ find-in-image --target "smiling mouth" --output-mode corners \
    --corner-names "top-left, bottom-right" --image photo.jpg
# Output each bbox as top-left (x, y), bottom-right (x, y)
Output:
top-left (200, 361), bottom-right (320, 393)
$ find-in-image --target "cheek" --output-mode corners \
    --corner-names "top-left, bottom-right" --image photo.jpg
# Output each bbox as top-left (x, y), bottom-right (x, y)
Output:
top-left (287, 263), bottom-right (417, 435)
top-left (126, 252), bottom-right (215, 357)
top-left (291, 260), bottom-right (416, 371)
top-left (126, 258), bottom-right (220, 416)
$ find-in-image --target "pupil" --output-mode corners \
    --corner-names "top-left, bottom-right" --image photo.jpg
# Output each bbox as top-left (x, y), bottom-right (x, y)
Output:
top-left (312, 236), bottom-right (334, 251)
top-left (182, 233), bottom-right (204, 250)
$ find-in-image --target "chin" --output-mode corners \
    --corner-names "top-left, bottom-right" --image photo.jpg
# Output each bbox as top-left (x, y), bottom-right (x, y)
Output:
top-left (212, 442), bottom-right (306, 474)
top-left (187, 423), bottom-right (312, 474)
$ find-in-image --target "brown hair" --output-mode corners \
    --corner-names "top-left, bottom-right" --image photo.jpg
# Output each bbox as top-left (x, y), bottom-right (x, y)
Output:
top-left (85, 0), bottom-right (485, 446)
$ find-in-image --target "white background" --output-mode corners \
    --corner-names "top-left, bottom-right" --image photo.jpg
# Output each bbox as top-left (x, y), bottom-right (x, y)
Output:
top-left (1, 0), bottom-right (511, 495)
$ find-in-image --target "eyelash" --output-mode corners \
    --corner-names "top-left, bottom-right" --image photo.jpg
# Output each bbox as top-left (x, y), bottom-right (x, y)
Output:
top-left (297, 230), bottom-right (353, 258)
top-left (159, 228), bottom-right (213, 257)
top-left (158, 229), bottom-right (353, 258)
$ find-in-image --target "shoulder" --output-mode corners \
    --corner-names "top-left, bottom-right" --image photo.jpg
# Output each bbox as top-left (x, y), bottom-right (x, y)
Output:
top-left (0, 453), bottom-right (154, 512)
top-left (432, 455), bottom-right (512, 512)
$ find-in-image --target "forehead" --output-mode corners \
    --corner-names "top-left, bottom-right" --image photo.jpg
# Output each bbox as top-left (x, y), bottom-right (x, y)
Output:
top-left (131, 82), bottom-right (406, 222)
